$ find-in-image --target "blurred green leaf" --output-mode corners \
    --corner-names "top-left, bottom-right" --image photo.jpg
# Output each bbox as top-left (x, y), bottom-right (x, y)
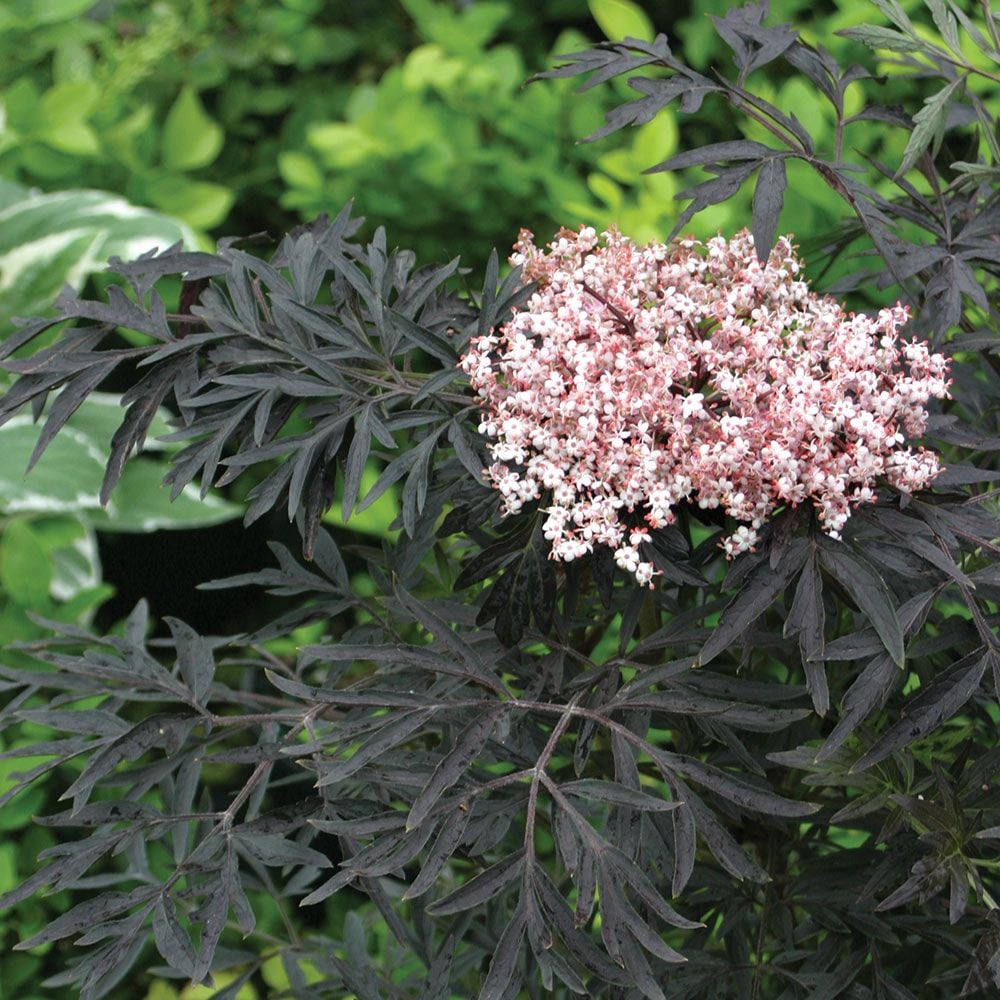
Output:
top-left (37, 517), bottom-right (101, 601)
top-left (588, 0), bottom-right (655, 41)
top-left (633, 113), bottom-right (679, 170)
top-left (0, 518), bottom-right (51, 606)
top-left (0, 396), bottom-right (235, 534)
top-left (5, 0), bottom-right (96, 24)
top-left (85, 459), bottom-right (241, 533)
top-left (39, 120), bottom-right (101, 156)
top-left (401, 0), bottom-right (509, 52)
top-left (63, 391), bottom-right (174, 453)
top-left (0, 418), bottom-right (106, 514)
top-left (145, 176), bottom-right (235, 230)
top-left (0, 784), bottom-right (45, 832)
top-left (39, 80), bottom-right (99, 125)
top-left (0, 843), bottom-right (18, 890)
top-left (0, 184), bottom-right (194, 333)
top-left (277, 151), bottom-right (324, 191)
top-left (161, 87), bottom-right (224, 171)
top-left (37, 81), bottom-right (101, 155)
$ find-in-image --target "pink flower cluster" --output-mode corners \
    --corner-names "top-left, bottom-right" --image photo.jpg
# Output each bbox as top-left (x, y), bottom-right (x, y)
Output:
top-left (461, 227), bottom-right (950, 586)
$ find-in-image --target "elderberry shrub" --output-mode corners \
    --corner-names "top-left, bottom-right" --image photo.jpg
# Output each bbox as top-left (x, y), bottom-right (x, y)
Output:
top-left (1, 3), bottom-right (999, 998)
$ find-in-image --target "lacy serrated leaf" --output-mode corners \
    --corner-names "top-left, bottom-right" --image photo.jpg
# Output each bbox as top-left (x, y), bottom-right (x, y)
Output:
top-left (312, 708), bottom-right (437, 785)
top-left (560, 779), bottom-right (680, 812)
top-left (407, 708), bottom-right (503, 831)
top-left (163, 617), bottom-right (215, 704)
top-left (751, 157), bottom-right (788, 263)
top-left (153, 894), bottom-right (196, 978)
top-left (819, 545), bottom-right (905, 667)
top-left (837, 23), bottom-right (941, 56)
top-left (61, 715), bottom-right (197, 813)
top-left (15, 887), bottom-right (157, 951)
top-left (785, 551), bottom-right (828, 714)
top-left (697, 540), bottom-right (808, 667)
top-left (680, 784), bottom-right (768, 882)
top-left (671, 803), bottom-right (697, 897)
top-left (816, 652), bottom-right (899, 762)
top-left (425, 850), bottom-right (525, 916)
top-left (661, 753), bottom-right (817, 817)
top-left (895, 77), bottom-right (965, 178)
top-left (403, 804), bottom-right (473, 901)
top-left (479, 902), bottom-right (526, 999)
top-left (853, 651), bottom-right (989, 770)
top-left (234, 832), bottom-right (332, 869)
top-left (191, 877), bottom-right (229, 984)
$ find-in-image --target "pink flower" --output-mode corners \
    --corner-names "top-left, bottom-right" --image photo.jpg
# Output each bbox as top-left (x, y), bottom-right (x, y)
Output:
top-left (461, 227), bottom-right (951, 586)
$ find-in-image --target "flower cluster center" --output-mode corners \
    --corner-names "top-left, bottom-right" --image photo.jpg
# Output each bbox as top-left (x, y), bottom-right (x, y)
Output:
top-left (461, 226), bottom-right (951, 585)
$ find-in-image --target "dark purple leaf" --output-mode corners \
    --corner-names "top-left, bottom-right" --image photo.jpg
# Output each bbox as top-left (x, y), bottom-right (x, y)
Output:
top-left (153, 895), bottom-right (196, 977)
top-left (479, 903), bottom-right (526, 1000)
top-left (751, 157), bottom-right (788, 262)
top-left (819, 545), bottom-right (904, 667)
top-left (425, 851), bottom-right (525, 916)
top-left (560, 779), bottom-right (679, 812)
top-left (697, 539), bottom-right (808, 667)
top-left (853, 652), bottom-right (989, 770)
top-left (406, 708), bottom-right (503, 831)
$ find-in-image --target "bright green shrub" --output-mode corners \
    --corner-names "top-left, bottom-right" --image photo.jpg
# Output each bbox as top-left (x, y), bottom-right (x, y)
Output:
top-left (0, 0), bottom-right (684, 257)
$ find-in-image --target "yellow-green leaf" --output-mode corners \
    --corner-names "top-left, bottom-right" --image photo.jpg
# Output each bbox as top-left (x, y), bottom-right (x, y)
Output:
top-left (278, 151), bottom-right (324, 191)
top-left (588, 0), bottom-right (654, 42)
top-left (634, 112), bottom-right (678, 171)
top-left (39, 120), bottom-right (100, 156)
top-left (39, 80), bottom-right (99, 126)
top-left (145, 176), bottom-right (234, 229)
top-left (161, 87), bottom-right (223, 171)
